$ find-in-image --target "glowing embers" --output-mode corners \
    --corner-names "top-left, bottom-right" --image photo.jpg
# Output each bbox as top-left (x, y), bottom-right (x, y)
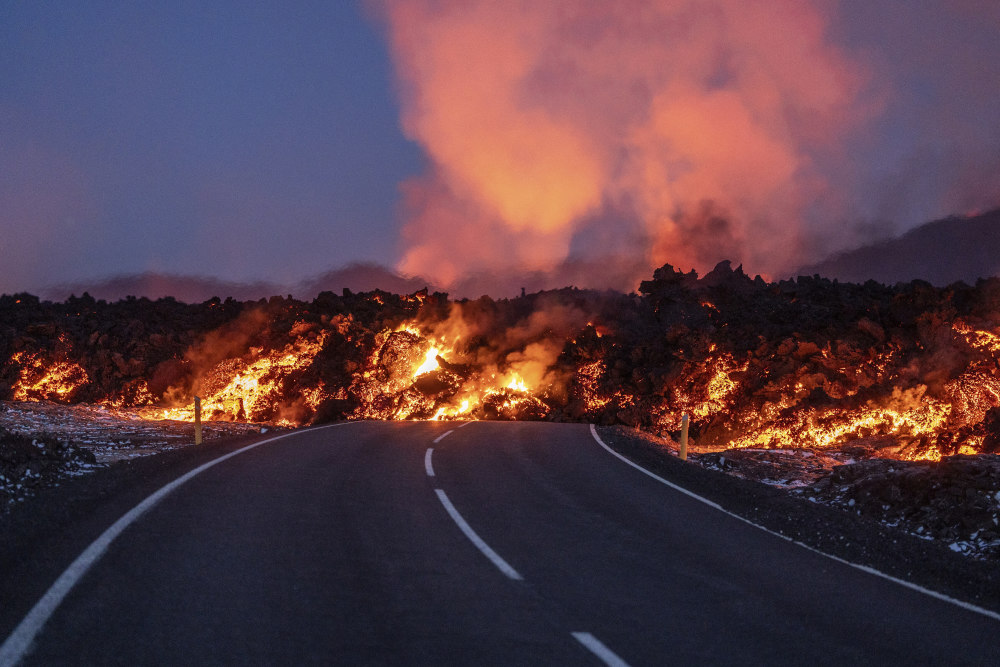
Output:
top-left (668, 352), bottom-right (747, 422)
top-left (699, 358), bottom-right (742, 417)
top-left (726, 386), bottom-right (952, 459)
top-left (656, 340), bottom-right (974, 461)
top-left (352, 324), bottom-right (553, 421)
top-left (574, 360), bottom-right (612, 412)
top-left (481, 373), bottom-right (548, 420)
top-left (159, 330), bottom-right (329, 426)
top-left (11, 347), bottom-right (89, 402)
top-left (952, 320), bottom-right (1000, 354)
top-left (352, 328), bottom-right (464, 420)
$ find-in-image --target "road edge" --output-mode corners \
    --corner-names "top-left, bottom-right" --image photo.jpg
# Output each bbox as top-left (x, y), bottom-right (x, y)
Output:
top-left (588, 423), bottom-right (1000, 623)
top-left (0, 423), bottom-right (354, 666)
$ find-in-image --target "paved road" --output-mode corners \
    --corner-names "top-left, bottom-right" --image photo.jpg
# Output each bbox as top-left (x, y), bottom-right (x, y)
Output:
top-left (2, 421), bottom-right (999, 665)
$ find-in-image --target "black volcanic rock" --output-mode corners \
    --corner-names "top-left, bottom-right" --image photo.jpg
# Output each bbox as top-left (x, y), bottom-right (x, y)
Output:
top-left (803, 454), bottom-right (1000, 557)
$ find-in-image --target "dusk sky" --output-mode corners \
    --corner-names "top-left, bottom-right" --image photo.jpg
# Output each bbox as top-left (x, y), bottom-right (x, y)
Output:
top-left (3, 1), bottom-right (1000, 297)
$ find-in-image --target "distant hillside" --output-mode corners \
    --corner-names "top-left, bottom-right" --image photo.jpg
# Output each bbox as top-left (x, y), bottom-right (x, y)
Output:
top-left (298, 263), bottom-right (435, 298)
top-left (40, 263), bottom-right (436, 304)
top-left (40, 273), bottom-right (283, 303)
top-left (797, 209), bottom-right (1000, 286)
top-left (34, 256), bottom-right (653, 303)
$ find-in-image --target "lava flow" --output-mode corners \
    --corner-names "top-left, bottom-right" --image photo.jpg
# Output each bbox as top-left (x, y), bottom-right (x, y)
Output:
top-left (10, 351), bottom-right (89, 403)
top-left (5, 262), bottom-right (1000, 462)
top-left (154, 329), bottom-right (330, 426)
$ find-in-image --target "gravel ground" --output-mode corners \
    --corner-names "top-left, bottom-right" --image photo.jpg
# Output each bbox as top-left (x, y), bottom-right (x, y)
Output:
top-left (0, 400), bottom-right (282, 514)
top-left (595, 425), bottom-right (1000, 615)
top-left (0, 401), bottom-right (269, 463)
top-left (0, 427), bottom-right (99, 511)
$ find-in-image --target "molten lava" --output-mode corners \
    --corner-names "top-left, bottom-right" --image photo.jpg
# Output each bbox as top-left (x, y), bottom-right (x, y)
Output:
top-left (413, 347), bottom-right (441, 377)
top-left (6, 262), bottom-right (1000, 464)
top-left (156, 330), bottom-right (330, 426)
top-left (11, 351), bottom-right (89, 402)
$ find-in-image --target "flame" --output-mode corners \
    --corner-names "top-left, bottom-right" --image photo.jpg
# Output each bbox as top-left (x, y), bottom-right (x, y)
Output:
top-left (350, 318), bottom-right (558, 422)
top-left (431, 398), bottom-right (472, 421)
top-left (156, 329), bottom-right (329, 426)
top-left (505, 375), bottom-right (529, 392)
top-left (414, 347), bottom-right (441, 377)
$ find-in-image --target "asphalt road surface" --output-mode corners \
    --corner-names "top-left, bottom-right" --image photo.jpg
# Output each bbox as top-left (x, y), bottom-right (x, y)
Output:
top-left (2, 421), bottom-right (999, 665)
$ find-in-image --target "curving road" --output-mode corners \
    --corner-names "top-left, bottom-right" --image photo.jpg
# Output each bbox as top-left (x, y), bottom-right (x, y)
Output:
top-left (2, 421), bottom-right (999, 665)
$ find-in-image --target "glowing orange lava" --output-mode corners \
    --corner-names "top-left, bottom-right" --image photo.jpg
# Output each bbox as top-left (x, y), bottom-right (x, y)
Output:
top-left (11, 351), bottom-right (88, 401)
top-left (154, 330), bottom-right (329, 426)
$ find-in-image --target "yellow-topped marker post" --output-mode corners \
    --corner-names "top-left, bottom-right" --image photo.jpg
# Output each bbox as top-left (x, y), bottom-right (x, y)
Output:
top-left (679, 412), bottom-right (689, 461)
top-left (194, 396), bottom-right (203, 445)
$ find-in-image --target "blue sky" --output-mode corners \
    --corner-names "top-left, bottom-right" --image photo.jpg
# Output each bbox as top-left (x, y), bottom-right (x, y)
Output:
top-left (1, 1), bottom-right (423, 292)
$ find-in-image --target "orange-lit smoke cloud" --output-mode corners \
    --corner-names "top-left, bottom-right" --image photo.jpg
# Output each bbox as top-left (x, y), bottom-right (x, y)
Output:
top-left (376, 0), bottom-right (872, 286)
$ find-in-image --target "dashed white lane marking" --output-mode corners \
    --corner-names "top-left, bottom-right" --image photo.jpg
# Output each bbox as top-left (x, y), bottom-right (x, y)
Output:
top-left (588, 423), bottom-right (1000, 623)
top-left (572, 632), bottom-right (631, 667)
top-left (457, 421), bottom-right (474, 429)
top-left (433, 429), bottom-right (454, 443)
top-left (0, 423), bottom-right (354, 666)
top-left (424, 448), bottom-right (435, 477)
top-left (434, 489), bottom-right (523, 581)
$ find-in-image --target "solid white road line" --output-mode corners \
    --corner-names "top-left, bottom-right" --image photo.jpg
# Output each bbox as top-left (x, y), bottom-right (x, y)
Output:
top-left (572, 632), bottom-right (631, 667)
top-left (588, 423), bottom-right (1000, 624)
top-left (0, 423), bottom-right (353, 666)
top-left (433, 429), bottom-right (454, 443)
top-left (433, 488), bottom-right (523, 581)
top-left (424, 448), bottom-right (435, 477)
top-left (588, 424), bottom-right (722, 510)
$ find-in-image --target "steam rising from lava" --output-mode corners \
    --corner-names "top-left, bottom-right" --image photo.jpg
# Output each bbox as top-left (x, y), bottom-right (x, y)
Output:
top-left (376, 0), bottom-right (872, 285)
top-left (351, 295), bottom-right (590, 421)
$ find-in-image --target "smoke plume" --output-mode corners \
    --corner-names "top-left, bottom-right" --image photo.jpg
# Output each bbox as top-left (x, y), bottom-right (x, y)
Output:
top-left (375, 0), bottom-right (873, 286)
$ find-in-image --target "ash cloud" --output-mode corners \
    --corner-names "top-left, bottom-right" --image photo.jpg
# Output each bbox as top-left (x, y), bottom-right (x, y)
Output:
top-left (374, 0), bottom-right (1000, 288)
top-left (375, 0), bottom-right (873, 285)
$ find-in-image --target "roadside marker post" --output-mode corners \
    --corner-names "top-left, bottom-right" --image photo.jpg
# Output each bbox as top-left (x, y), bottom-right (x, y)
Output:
top-left (194, 396), bottom-right (203, 445)
top-left (679, 412), bottom-right (689, 461)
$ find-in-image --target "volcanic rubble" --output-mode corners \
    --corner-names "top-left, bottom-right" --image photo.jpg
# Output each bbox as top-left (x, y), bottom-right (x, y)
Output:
top-left (0, 424), bottom-right (97, 510)
top-left (3, 263), bottom-right (1000, 557)
top-left (799, 454), bottom-right (1000, 558)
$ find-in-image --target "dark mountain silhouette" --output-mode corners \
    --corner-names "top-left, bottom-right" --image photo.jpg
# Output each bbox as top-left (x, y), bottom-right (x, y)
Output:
top-left (40, 273), bottom-right (283, 303)
top-left (298, 262), bottom-right (435, 297)
top-left (35, 256), bottom-right (651, 304)
top-left (39, 263), bottom-right (437, 304)
top-left (797, 209), bottom-right (1000, 286)
top-left (447, 255), bottom-right (653, 298)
